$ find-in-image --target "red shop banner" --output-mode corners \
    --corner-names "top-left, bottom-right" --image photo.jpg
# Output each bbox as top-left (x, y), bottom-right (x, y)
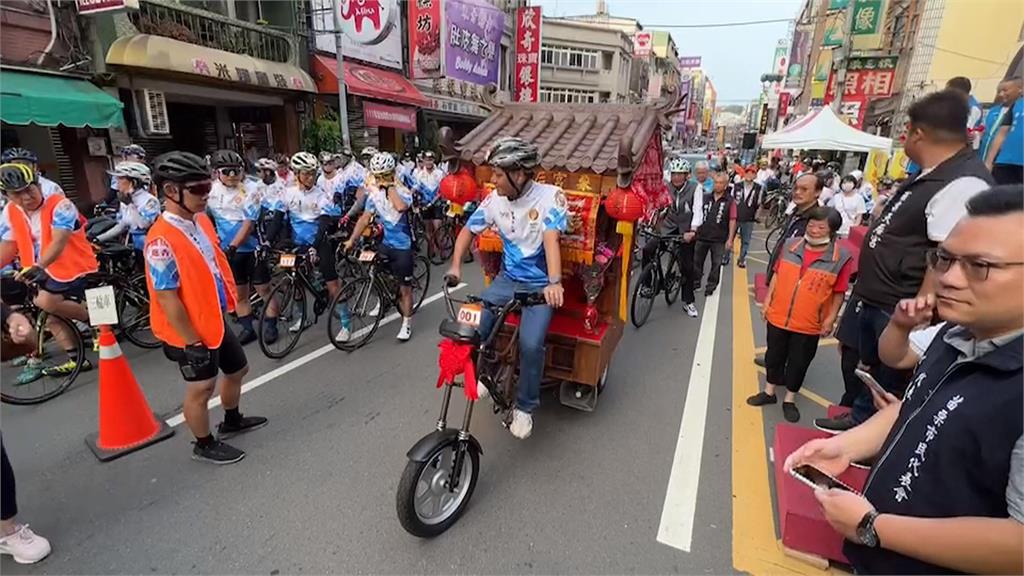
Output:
top-left (363, 101), bottom-right (417, 132)
top-left (778, 91), bottom-right (791, 117)
top-left (514, 6), bottom-right (541, 103)
top-left (843, 56), bottom-right (898, 99)
top-left (408, 0), bottom-right (442, 79)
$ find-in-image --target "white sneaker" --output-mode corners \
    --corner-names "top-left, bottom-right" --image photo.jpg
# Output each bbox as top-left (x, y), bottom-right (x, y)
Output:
top-left (0, 525), bottom-right (52, 564)
top-left (396, 320), bottom-right (412, 341)
top-left (288, 315), bottom-right (304, 333)
top-left (509, 409), bottom-right (533, 439)
top-left (684, 303), bottom-right (699, 318)
top-left (475, 380), bottom-right (490, 399)
top-left (335, 326), bottom-right (350, 342)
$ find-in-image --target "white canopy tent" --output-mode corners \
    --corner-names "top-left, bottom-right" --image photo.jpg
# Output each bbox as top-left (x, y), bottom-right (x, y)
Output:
top-left (762, 106), bottom-right (893, 152)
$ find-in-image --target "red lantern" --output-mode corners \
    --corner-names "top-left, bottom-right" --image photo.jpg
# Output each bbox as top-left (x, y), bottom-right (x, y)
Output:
top-left (604, 187), bottom-right (645, 222)
top-left (439, 170), bottom-right (479, 205)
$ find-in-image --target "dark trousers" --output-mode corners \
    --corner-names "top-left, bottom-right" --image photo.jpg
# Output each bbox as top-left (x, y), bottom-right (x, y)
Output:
top-left (993, 163), bottom-right (1023, 185)
top-left (694, 240), bottom-right (725, 292)
top-left (765, 323), bottom-right (820, 393)
top-left (2, 439), bottom-right (16, 521)
top-left (850, 302), bottom-right (913, 423)
top-left (839, 343), bottom-right (864, 407)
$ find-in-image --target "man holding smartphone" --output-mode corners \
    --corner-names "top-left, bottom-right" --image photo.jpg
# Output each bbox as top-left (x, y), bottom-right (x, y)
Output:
top-left (784, 186), bottom-right (1023, 574)
top-left (145, 152), bottom-right (267, 465)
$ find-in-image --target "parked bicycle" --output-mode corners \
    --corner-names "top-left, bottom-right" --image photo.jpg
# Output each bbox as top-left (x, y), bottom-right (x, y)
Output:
top-left (411, 198), bottom-right (454, 266)
top-left (91, 242), bottom-right (159, 349)
top-left (256, 246), bottom-right (331, 359)
top-left (630, 230), bottom-right (684, 328)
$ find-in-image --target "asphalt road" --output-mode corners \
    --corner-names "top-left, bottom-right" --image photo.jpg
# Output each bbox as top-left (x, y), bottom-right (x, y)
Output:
top-left (2, 229), bottom-right (850, 574)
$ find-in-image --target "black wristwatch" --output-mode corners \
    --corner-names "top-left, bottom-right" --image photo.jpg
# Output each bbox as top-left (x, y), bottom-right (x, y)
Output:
top-left (856, 509), bottom-right (881, 548)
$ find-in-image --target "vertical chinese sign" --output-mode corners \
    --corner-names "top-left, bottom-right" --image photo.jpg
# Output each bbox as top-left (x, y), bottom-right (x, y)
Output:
top-left (778, 92), bottom-right (791, 118)
top-left (442, 0), bottom-right (505, 86)
top-left (409, 0), bottom-right (442, 79)
top-left (514, 6), bottom-right (541, 103)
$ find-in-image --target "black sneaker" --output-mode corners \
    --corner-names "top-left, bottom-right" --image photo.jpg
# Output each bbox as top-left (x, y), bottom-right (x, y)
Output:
top-left (704, 287), bottom-right (716, 296)
top-left (216, 414), bottom-right (269, 439)
top-left (783, 402), bottom-right (800, 423)
top-left (237, 326), bottom-right (257, 345)
top-left (746, 391), bottom-right (777, 406)
top-left (192, 439), bottom-right (245, 465)
top-left (814, 413), bottom-right (856, 434)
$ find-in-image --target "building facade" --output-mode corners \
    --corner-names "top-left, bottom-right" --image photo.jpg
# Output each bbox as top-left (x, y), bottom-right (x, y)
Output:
top-left (538, 18), bottom-right (634, 104)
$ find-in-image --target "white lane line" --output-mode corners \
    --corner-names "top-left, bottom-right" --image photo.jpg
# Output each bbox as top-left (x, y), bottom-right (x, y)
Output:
top-left (656, 288), bottom-right (722, 552)
top-left (164, 284), bottom-right (465, 428)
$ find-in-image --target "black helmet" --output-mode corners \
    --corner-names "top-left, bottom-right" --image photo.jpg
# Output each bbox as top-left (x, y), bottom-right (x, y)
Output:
top-left (1, 147), bottom-right (37, 164)
top-left (0, 163), bottom-right (36, 193)
top-left (486, 137), bottom-right (540, 170)
top-left (210, 149), bottom-right (244, 169)
top-left (152, 151), bottom-right (210, 185)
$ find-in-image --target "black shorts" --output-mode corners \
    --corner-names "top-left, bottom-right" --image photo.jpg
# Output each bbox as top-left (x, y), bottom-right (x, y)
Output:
top-left (42, 277), bottom-right (87, 300)
top-left (162, 319), bottom-right (248, 382)
top-left (228, 251), bottom-right (256, 285)
top-left (421, 203), bottom-right (445, 221)
top-left (381, 246), bottom-right (414, 286)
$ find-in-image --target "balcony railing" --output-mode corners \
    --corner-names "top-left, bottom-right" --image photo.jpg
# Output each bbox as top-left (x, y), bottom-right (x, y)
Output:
top-left (128, 0), bottom-right (295, 64)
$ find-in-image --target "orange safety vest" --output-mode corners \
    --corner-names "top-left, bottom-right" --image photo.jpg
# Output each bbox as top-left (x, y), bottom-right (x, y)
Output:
top-left (145, 213), bottom-right (238, 348)
top-left (765, 238), bottom-right (851, 335)
top-left (5, 195), bottom-right (98, 282)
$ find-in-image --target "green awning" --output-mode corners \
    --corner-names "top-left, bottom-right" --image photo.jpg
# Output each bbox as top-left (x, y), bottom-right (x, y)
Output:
top-left (1, 70), bottom-right (124, 128)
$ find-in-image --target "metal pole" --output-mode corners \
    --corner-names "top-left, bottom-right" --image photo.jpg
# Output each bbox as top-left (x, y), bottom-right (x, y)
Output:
top-left (332, 0), bottom-right (352, 151)
top-left (831, 0), bottom-right (857, 112)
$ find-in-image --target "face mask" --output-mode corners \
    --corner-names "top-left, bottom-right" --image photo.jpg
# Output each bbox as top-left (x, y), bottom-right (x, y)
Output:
top-left (841, 182), bottom-right (855, 192)
top-left (804, 233), bottom-right (831, 246)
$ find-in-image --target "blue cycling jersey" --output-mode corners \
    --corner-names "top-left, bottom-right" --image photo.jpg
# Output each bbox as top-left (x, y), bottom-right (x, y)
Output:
top-left (365, 184), bottom-right (414, 250)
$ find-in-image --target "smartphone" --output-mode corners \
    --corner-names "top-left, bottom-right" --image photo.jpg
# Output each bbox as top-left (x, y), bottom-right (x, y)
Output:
top-left (855, 368), bottom-right (887, 397)
top-left (789, 464), bottom-right (857, 493)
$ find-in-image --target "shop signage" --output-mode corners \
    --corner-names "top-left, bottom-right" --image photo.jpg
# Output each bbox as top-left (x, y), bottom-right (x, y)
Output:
top-left (633, 31), bottom-right (652, 58)
top-left (76, 0), bottom-right (137, 15)
top-left (823, 10), bottom-right (846, 47)
top-left (190, 57), bottom-right (308, 90)
top-left (839, 95), bottom-right (867, 129)
top-left (514, 6), bottom-right (541, 103)
top-left (852, 0), bottom-right (883, 35)
top-left (678, 56), bottom-right (701, 69)
top-left (786, 25), bottom-right (811, 88)
top-left (314, 0), bottom-right (403, 70)
top-left (442, 0), bottom-right (505, 86)
top-left (425, 95), bottom-right (488, 118)
top-left (363, 101), bottom-right (417, 131)
top-left (779, 92), bottom-right (791, 117)
top-left (758, 103), bottom-right (769, 134)
top-left (409, 0), bottom-right (442, 79)
top-left (844, 56), bottom-right (898, 98)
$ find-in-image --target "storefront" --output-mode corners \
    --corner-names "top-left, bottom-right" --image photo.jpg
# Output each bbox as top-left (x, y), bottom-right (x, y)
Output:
top-left (312, 55), bottom-right (428, 153)
top-left (415, 79), bottom-right (490, 143)
top-left (104, 34), bottom-right (315, 160)
top-left (0, 67), bottom-right (126, 204)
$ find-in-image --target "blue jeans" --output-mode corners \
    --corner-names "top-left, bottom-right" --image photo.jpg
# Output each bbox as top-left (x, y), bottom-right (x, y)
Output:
top-left (850, 303), bottom-right (912, 423)
top-left (477, 274), bottom-right (553, 414)
top-left (738, 221), bottom-right (755, 261)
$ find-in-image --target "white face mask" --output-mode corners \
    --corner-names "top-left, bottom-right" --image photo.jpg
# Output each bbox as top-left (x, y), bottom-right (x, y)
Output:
top-left (841, 182), bottom-right (856, 192)
top-left (804, 233), bottom-right (831, 246)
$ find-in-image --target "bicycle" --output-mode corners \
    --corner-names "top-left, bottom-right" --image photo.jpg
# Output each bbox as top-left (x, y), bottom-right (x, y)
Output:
top-left (256, 246), bottom-right (331, 359)
top-left (326, 245), bottom-right (430, 351)
top-left (761, 186), bottom-right (791, 232)
top-left (411, 198), bottom-right (454, 266)
top-left (630, 230), bottom-right (684, 328)
top-left (91, 243), bottom-right (159, 349)
top-left (1, 275), bottom-right (89, 405)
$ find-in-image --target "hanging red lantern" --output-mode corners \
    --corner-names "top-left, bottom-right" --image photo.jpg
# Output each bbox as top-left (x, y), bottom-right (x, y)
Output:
top-left (439, 170), bottom-right (479, 205)
top-left (604, 187), bottom-right (645, 222)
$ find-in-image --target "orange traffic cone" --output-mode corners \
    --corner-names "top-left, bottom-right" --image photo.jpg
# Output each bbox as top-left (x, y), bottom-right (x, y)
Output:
top-left (85, 325), bottom-right (173, 461)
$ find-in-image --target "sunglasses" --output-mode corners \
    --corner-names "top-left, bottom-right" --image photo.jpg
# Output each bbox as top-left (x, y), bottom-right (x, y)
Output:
top-left (182, 181), bottom-right (212, 196)
top-left (926, 248), bottom-right (1024, 282)
top-left (218, 167), bottom-right (242, 177)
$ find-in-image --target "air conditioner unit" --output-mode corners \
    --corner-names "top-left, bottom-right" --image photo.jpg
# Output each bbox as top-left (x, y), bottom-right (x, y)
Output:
top-left (138, 89), bottom-right (170, 135)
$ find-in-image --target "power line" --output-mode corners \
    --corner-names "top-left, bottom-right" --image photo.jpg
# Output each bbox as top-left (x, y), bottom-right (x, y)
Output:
top-left (644, 17), bottom-right (795, 29)
top-left (923, 43), bottom-right (1011, 67)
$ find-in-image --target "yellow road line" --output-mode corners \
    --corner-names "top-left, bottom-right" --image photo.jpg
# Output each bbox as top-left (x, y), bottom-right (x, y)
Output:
top-left (799, 387), bottom-right (833, 408)
top-left (732, 266), bottom-right (834, 575)
top-left (753, 338), bottom-right (838, 355)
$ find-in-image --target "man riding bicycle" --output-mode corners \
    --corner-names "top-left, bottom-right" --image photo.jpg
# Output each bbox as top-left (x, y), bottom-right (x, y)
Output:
top-left (0, 163), bottom-right (98, 377)
top-left (446, 137), bottom-right (568, 440)
top-left (344, 152), bottom-right (416, 342)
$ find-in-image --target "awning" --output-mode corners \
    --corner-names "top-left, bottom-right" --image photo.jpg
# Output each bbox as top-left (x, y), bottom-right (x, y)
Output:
top-left (0, 70), bottom-right (124, 128)
top-left (762, 106), bottom-right (892, 152)
top-left (106, 34), bottom-right (315, 93)
top-left (312, 55), bottom-right (428, 107)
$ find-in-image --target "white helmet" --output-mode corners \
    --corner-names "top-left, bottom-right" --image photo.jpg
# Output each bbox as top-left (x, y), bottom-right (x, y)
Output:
top-left (290, 151), bottom-right (319, 173)
top-left (369, 152), bottom-right (396, 175)
top-left (361, 146), bottom-right (379, 159)
top-left (668, 157), bottom-right (691, 174)
top-left (108, 161), bottom-right (152, 185)
top-left (319, 151), bottom-right (336, 164)
top-left (255, 157), bottom-right (278, 171)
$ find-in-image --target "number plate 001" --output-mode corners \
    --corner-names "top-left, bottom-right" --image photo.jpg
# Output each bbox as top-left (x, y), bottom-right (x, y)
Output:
top-left (279, 254), bottom-right (296, 268)
top-left (457, 304), bottom-right (482, 327)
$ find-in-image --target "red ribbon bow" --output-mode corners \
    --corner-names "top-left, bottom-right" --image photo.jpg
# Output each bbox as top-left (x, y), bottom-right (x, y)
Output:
top-left (436, 339), bottom-right (478, 400)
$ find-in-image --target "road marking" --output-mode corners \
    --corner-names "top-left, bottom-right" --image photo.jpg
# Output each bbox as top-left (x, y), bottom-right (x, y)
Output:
top-left (745, 256), bottom-right (770, 266)
top-left (164, 284), bottom-right (466, 428)
top-left (799, 387), bottom-right (832, 408)
top-left (656, 286), bottom-right (721, 552)
top-left (753, 337), bottom-right (838, 355)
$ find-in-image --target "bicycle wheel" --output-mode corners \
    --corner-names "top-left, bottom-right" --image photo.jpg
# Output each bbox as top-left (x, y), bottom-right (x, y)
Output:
top-left (429, 222), bottom-right (455, 266)
top-left (630, 263), bottom-right (658, 328)
top-left (1, 313), bottom-right (85, 405)
top-left (118, 275), bottom-right (160, 349)
top-left (411, 255), bottom-right (431, 312)
top-left (327, 276), bottom-right (385, 351)
top-left (765, 225), bottom-right (783, 254)
top-left (258, 275), bottom-right (308, 359)
top-left (662, 251), bottom-right (682, 306)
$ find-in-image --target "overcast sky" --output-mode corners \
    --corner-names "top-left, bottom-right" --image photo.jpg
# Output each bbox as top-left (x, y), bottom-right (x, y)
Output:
top-left (532, 0), bottom-right (804, 103)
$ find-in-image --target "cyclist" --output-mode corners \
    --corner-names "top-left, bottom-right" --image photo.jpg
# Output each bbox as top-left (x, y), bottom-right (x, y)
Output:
top-left (108, 144), bottom-right (147, 199)
top-left (317, 151), bottom-right (344, 196)
top-left (359, 147), bottom-right (379, 170)
top-left (1, 148), bottom-right (64, 200)
top-left (446, 137), bottom-right (568, 440)
top-left (336, 149), bottom-right (367, 218)
top-left (207, 150), bottom-right (261, 345)
top-left (250, 158), bottom-right (288, 343)
top-left (0, 163), bottom-right (97, 376)
top-left (273, 153), bottom-right (294, 187)
top-left (650, 157), bottom-right (704, 317)
top-left (397, 150), bottom-right (416, 189)
top-left (412, 151), bottom-right (446, 257)
top-left (343, 152), bottom-right (416, 342)
top-left (144, 151), bottom-right (267, 465)
top-left (95, 162), bottom-right (160, 253)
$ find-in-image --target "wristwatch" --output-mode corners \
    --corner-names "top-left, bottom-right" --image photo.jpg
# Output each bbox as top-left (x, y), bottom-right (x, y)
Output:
top-left (548, 277), bottom-right (562, 285)
top-left (856, 509), bottom-right (881, 548)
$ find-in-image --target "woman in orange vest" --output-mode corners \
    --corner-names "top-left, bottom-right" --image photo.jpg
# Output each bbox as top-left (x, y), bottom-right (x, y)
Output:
top-left (144, 151), bottom-right (266, 465)
top-left (747, 207), bottom-right (853, 423)
top-left (0, 163), bottom-right (98, 378)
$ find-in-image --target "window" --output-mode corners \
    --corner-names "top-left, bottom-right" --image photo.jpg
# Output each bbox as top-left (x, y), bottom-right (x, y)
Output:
top-left (539, 88), bottom-right (599, 104)
top-left (539, 44), bottom-right (599, 71)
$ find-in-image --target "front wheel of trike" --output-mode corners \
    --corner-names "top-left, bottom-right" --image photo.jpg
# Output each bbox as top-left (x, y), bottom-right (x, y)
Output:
top-left (396, 439), bottom-right (480, 538)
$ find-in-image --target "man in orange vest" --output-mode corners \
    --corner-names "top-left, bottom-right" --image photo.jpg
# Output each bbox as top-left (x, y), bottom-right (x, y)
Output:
top-left (145, 151), bottom-right (266, 465)
top-left (0, 163), bottom-right (97, 378)
top-left (747, 206), bottom-right (853, 423)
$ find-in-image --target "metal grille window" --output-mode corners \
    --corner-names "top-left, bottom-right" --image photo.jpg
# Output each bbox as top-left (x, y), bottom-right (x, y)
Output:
top-left (540, 45), bottom-right (599, 70)
top-left (539, 88), bottom-right (598, 104)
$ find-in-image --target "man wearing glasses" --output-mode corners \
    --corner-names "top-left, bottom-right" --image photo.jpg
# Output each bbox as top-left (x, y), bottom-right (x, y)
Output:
top-left (786, 185), bottom-right (1024, 575)
top-left (145, 151), bottom-right (267, 465)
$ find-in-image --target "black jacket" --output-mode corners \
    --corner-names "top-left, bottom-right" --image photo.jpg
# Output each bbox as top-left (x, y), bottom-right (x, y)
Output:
top-left (732, 181), bottom-right (762, 222)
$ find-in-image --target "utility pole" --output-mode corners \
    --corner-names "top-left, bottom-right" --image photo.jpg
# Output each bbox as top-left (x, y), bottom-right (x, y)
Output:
top-left (332, 0), bottom-right (352, 151)
top-left (831, 0), bottom-right (857, 112)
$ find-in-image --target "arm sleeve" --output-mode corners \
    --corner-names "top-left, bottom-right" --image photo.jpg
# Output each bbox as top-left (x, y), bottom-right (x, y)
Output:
top-left (95, 220), bottom-right (127, 242)
top-left (690, 189), bottom-right (704, 230)
top-left (1007, 434), bottom-right (1024, 523)
top-left (51, 198), bottom-right (80, 231)
top-left (833, 259), bottom-right (854, 293)
top-left (925, 176), bottom-right (991, 242)
top-left (144, 237), bottom-right (180, 290)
